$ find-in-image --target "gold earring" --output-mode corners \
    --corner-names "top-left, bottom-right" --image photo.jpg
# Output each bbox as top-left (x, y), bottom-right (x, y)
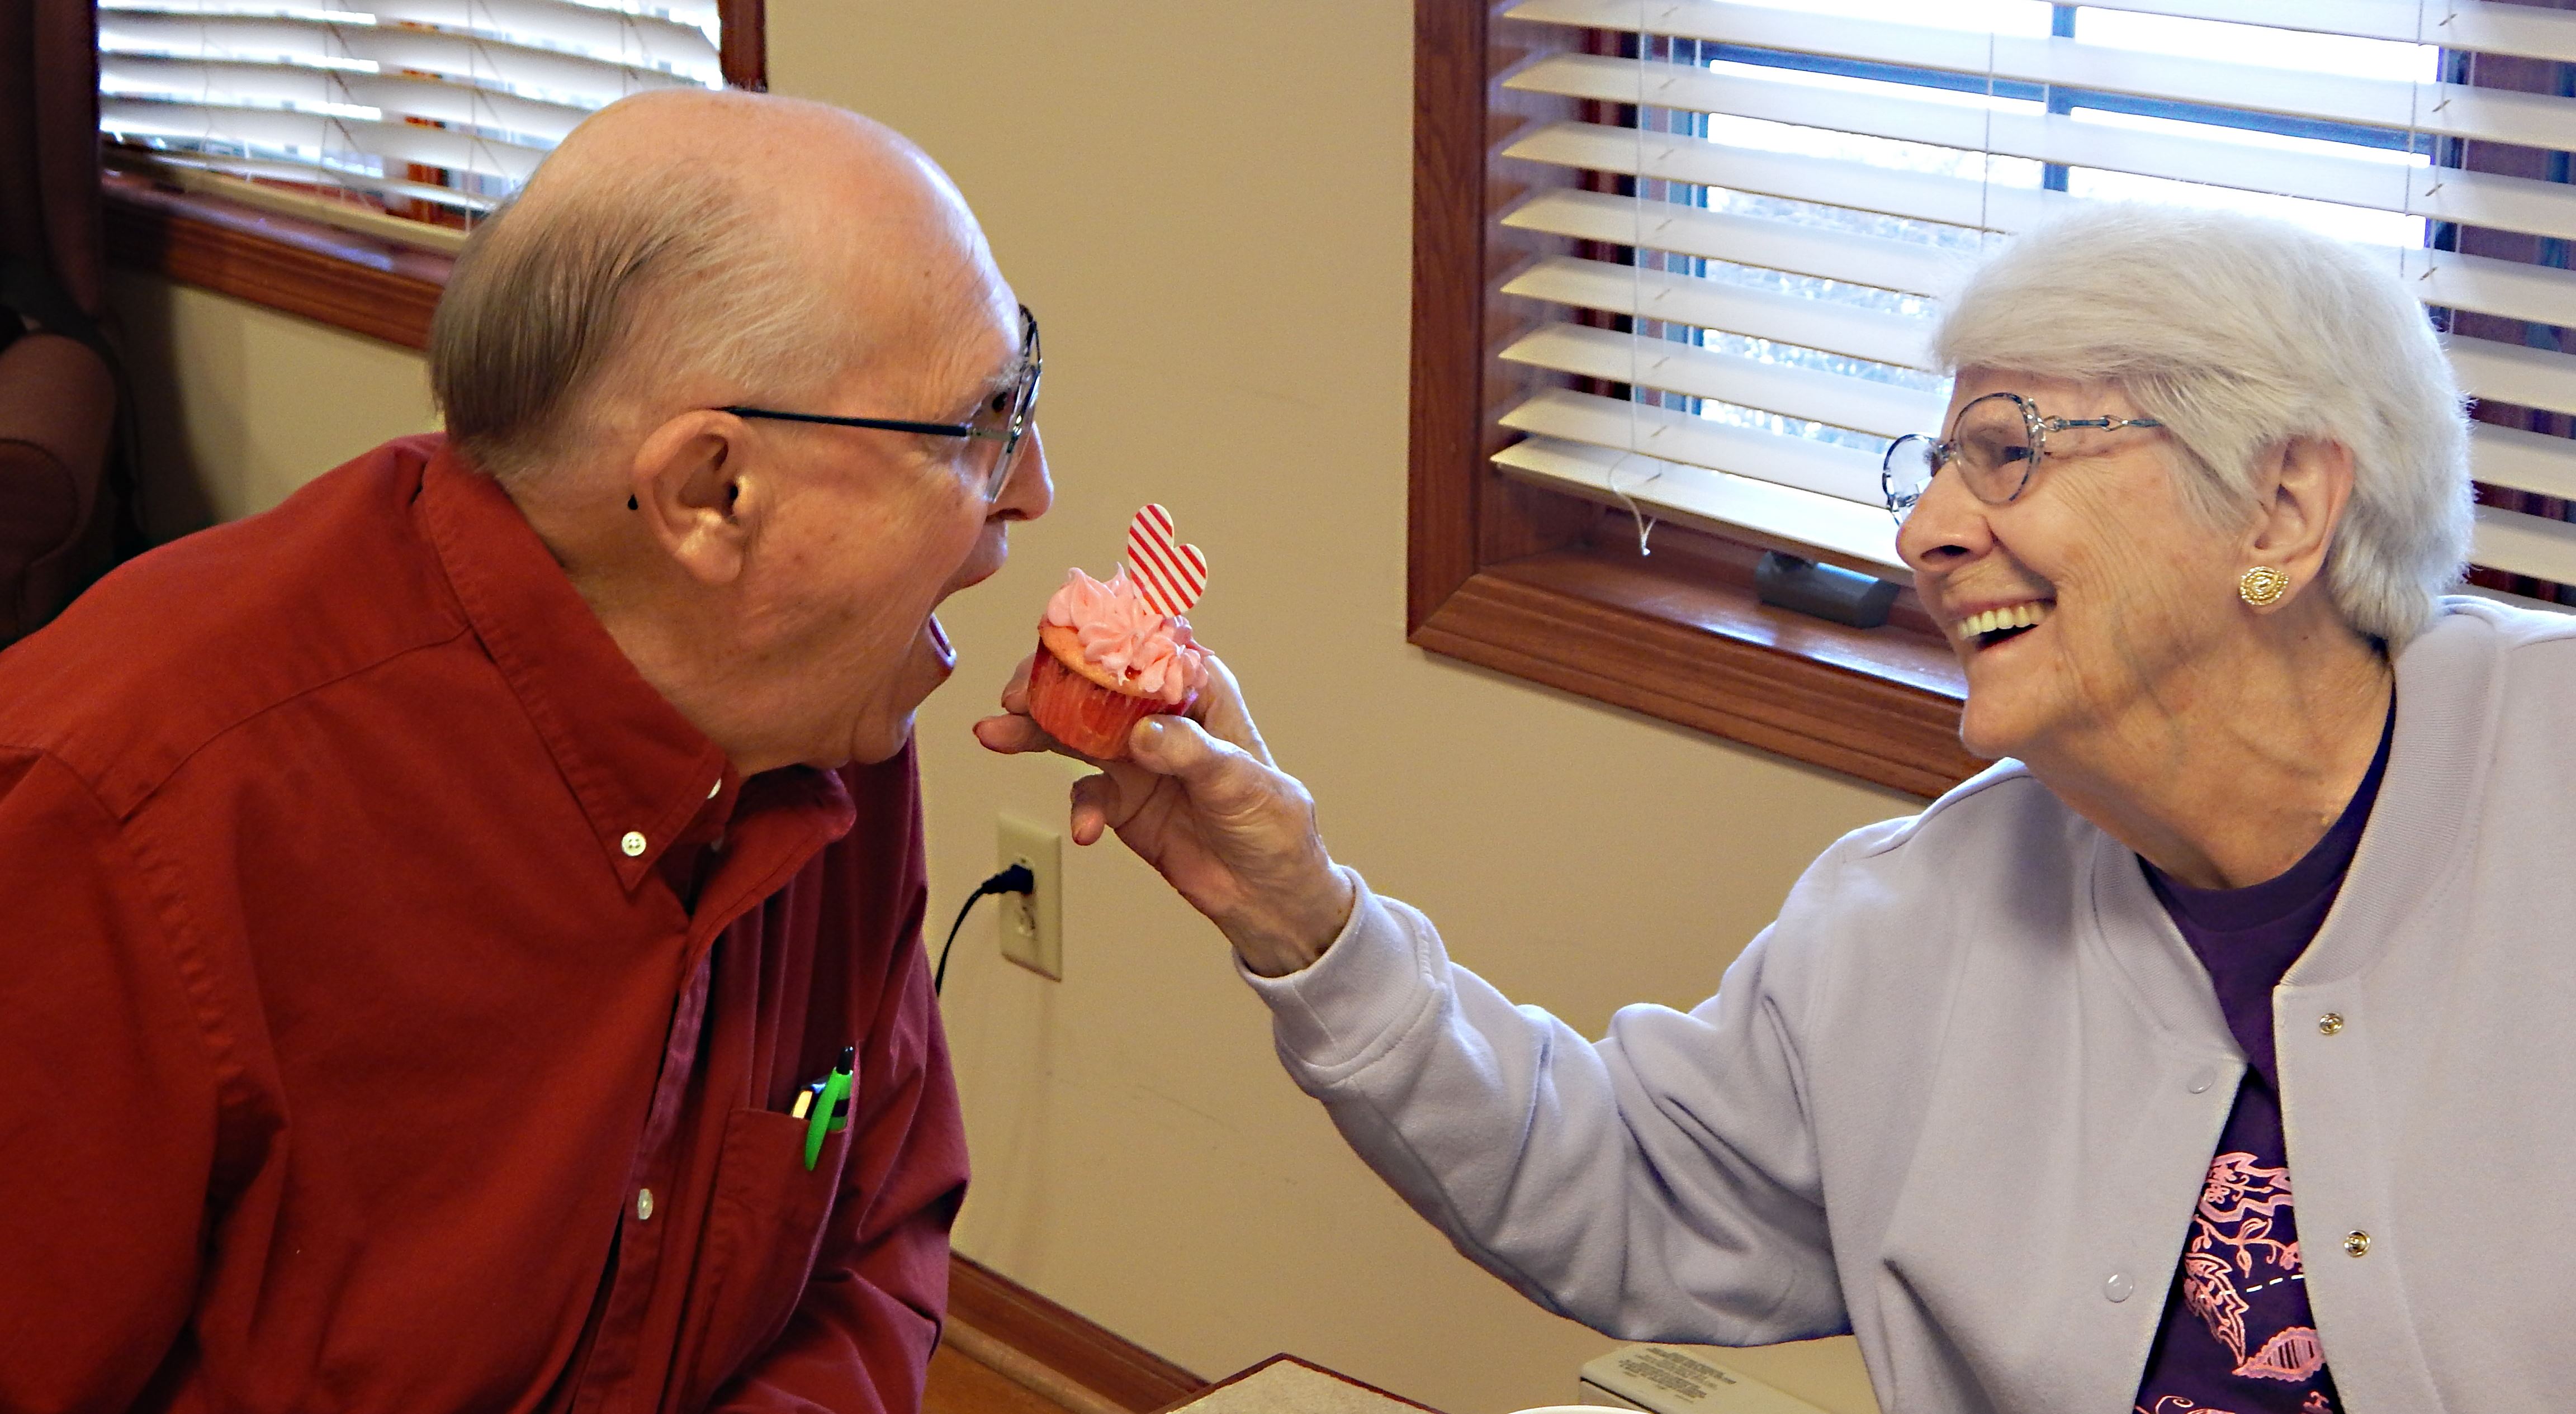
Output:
top-left (2239, 566), bottom-right (2290, 608)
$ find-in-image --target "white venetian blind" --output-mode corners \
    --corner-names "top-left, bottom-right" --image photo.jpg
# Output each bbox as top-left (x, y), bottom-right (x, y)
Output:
top-left (1492, 0), bottom-right (2576, 602)
top-left (98, 0), bottom-right (723, 233)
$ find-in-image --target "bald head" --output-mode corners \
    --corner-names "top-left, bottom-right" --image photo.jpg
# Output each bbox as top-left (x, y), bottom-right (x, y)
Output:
top-left (430, 89), bottom-right (1000, 486)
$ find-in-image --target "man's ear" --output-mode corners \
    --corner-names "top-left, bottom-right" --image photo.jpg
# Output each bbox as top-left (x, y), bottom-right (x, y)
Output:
top-left (2244, 435), bottom-right (2355, 595)
top-left (627, 411), bottom-right (759, 586)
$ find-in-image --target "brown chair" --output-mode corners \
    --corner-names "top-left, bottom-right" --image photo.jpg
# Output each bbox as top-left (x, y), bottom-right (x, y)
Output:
top-left (0, 326), bottom-right (115, 644)
top-left (1, 0), bottom-right (123, 647)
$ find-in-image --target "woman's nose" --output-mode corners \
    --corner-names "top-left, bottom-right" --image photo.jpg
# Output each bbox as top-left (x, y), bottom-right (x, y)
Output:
top-left (1895, 464), bottom-right (1993, 574)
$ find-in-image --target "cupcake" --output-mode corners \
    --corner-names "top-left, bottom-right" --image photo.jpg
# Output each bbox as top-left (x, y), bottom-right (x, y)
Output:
top-left (1026, 567), bottom-right (1209, 760)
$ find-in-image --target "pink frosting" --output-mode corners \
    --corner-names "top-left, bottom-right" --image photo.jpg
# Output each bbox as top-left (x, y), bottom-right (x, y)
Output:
top-left (1043, 568), bottom-right (1209, 704)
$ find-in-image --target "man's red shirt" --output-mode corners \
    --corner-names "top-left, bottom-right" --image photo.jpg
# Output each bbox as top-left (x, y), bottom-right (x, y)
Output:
top-left (0, 435), bottom-right (969, 1413)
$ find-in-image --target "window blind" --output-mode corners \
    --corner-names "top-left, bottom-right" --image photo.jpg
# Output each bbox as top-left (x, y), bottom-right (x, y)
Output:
top-left (1490, 0), bottom-right (2576, 602)
top-left (98, 0), bottom-right (723, 228)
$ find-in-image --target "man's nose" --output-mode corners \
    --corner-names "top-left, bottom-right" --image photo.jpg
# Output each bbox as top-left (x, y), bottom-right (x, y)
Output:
top-left (1895, 462), bottom-right (1994, 575)
top-left (993, 424), bottom-right (1054, 522)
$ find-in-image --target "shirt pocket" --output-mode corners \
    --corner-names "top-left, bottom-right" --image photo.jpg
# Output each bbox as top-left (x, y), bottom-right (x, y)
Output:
top-left (675, 1104), bottom-right (851, 1406)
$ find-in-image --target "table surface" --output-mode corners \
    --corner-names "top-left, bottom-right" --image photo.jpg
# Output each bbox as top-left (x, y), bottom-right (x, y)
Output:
top-left (1156, 1355), bottom-right (1445, 1414)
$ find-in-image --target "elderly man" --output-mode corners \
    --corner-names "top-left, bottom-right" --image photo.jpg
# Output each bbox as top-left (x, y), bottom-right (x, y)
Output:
top-left (0, 90), bottom-right (1044, 1411)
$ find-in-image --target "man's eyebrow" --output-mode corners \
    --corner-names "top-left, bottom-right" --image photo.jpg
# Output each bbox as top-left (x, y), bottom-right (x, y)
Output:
top-left (945, 357), bottom-right (1020, 420)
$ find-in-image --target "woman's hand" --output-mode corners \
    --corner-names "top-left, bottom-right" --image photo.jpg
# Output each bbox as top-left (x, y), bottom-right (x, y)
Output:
top-left (972, 654), bottom-right (1355, 976)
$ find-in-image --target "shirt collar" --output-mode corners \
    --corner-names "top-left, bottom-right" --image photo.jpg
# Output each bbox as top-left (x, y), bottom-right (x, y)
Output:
top-left (416, 438), bottom-right (736, 893)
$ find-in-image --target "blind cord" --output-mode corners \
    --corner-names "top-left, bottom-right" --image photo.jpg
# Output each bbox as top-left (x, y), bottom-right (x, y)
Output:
top-left (1621, 13), bottom-right (1660, 557)
top-left (934, 863), bottom-right (1038, 997)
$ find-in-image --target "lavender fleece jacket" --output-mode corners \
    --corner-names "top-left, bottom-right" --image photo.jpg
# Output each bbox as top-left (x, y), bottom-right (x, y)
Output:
top-left (1244, 600), bottom-right (2576, 1414)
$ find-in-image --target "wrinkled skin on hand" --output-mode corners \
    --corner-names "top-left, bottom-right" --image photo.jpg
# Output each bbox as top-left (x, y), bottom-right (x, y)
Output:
top-left (972, 652), bottom-right (1355, 976)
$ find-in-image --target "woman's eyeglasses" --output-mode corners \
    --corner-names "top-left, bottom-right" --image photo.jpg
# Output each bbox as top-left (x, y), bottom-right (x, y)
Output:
top-left (1881, 390), bottom-right (2162, 524)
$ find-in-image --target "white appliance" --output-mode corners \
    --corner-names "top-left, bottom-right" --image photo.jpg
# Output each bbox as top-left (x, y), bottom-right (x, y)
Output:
top-left (1571, 1345), bottom-right (1832, 1414)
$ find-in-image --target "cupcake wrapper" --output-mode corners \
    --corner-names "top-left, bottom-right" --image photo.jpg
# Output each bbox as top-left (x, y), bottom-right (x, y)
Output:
top-left (1027, 639), bottom-right (1195, 760)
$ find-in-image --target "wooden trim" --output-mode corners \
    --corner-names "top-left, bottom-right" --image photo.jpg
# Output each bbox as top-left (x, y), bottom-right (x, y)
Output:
top-left (1407, 0), bottom-right (1487, 630)
top-left (1409, 1), bottom-right (1597, 630)
top-left (1406, 0), bottom-right (1979, 799)
top-left (941, 1325), bottom-right (1137, 1414)
top-left (946, 1254), bottom-right (1208, 1414)
top-left (719, 0), bottom-right (768, 90)
top-left (101, 174), bottom-right (449, 350)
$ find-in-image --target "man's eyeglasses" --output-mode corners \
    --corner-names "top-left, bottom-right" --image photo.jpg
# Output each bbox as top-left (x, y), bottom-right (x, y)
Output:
top-left (1881, 390), bottom-right (2162, 524)
top-left (720, 304), bottom-right (1041, 503)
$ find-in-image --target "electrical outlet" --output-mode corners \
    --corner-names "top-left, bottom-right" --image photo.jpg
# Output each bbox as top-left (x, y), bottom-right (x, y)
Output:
top-left (996, 814), bottom-right (1062, 980)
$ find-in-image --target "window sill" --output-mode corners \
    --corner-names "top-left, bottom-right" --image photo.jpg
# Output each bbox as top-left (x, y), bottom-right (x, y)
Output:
top-left (1410, 529), bottom-right (1980, 800)
top-left (102, 171), bottom-right (451, 350)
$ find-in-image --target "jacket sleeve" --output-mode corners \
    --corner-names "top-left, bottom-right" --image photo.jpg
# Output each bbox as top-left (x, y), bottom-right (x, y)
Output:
top-left (1243, 867), bottom-right (1845, 1347)
top-left (712, 901), bottom-right (967, 1414)
top-left (0, 750), bottom-right (220, 1413)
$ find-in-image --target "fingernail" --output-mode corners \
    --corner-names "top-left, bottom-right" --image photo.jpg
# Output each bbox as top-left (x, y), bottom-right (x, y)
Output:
top-left (1138, 718), bottom-right (1167, 745)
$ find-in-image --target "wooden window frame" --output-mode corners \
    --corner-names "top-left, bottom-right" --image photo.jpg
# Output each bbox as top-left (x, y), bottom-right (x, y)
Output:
top-left (100, 0), bottom-right (768, 352)
top-left (1409, 0), bottom-right (1981, 799)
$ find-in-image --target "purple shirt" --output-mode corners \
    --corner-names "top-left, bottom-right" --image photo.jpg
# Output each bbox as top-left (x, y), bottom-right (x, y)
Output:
top-left (2128, 706), bottom-right (2393, 1414)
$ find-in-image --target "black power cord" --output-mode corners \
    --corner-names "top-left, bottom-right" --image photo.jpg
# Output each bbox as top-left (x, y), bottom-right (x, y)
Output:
top-left (934, 863), bottom-right (1036, 997)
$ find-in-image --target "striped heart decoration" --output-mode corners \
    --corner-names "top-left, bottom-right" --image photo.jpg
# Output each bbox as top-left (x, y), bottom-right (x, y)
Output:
top-left (1123, 503), bottom-right (1208, 618)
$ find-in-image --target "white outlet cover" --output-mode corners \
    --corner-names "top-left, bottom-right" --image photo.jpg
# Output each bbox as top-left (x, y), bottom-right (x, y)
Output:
top-left (996, 813), bottom-right (1063, 980)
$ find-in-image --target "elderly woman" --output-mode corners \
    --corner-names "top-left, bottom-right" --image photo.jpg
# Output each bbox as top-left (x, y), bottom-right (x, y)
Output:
top-left (977, 205), bottom-right (2574, 1413)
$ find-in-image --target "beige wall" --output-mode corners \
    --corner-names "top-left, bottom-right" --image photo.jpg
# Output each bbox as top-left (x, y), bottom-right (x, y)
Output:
top-left (794, 7), bottom-right (1903, 1412)
top-left (107, 271), bottom-right (437, 540)
top-left (112, 5), bottom-right (1918, 1411)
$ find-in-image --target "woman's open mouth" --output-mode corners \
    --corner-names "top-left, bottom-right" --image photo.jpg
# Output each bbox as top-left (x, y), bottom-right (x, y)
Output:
top-left (1958, 600), bottom-right (2052, 651)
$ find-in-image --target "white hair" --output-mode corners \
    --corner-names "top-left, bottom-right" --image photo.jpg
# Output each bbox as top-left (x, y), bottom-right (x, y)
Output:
top-left (1930, 203), bottom-right (2473, 645)
top-left (431, 162), bottom-right (852, 487)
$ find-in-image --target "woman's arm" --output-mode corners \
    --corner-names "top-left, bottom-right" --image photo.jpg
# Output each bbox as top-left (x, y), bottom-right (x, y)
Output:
top-left (1247, 872), bottom-right (1844, 1344)
top-left (972, 661), bottom-right (1846, 1343)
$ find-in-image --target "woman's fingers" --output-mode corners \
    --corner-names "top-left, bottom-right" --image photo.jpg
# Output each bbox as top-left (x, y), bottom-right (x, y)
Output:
top-left (972, 713), bottom-right (1056, 755)
top-left (1183, 653), bottom-right (1275, 767)
top-left (975, 658), bottom-right (1055, 756)
top-left (1067, 771), bottom-right (1119, 846)
top-left (998, 654), bottom-right (1036, 714)
top-left (1129, 714), bottom-right (1259, 805)
top-left (1123, 713), bottom-right (1346, 974)
top-left (1006, 676), bottom-right (1345, 976)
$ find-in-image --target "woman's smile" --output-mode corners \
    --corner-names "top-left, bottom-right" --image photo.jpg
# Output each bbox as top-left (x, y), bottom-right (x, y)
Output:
top-left (1953, 598), bottom-right (2054, 651)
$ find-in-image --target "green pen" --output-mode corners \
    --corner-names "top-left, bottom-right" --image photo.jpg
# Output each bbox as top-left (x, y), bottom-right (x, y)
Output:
top-left (802, 1045), bottom-right (855, 1171)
